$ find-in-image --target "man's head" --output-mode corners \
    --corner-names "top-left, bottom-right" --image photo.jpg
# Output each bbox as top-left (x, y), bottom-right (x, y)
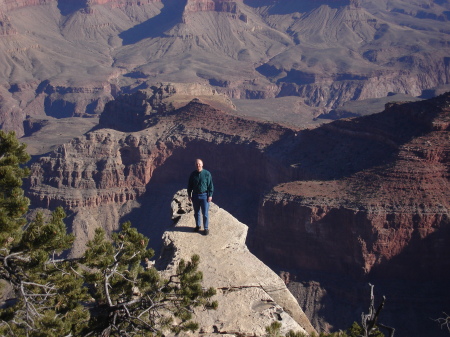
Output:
top-left (195, 159), bottom-right (203, 172)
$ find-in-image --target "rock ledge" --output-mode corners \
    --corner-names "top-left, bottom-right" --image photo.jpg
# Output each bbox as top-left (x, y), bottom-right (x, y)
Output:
top-left (158, 190), bottom-right (315, 336)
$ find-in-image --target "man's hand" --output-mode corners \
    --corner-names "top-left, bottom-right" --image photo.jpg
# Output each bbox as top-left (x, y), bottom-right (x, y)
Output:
top-left (207, 197), bottom-right (212, 203)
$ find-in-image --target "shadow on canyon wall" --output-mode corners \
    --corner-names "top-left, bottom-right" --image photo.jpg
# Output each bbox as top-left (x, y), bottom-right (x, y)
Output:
top-left (119, 0), bottom-right (187, 45)
top-left (369, 222), bottom-right (450, 281)
top-left (120, 140), bottom-right (287, 255)
top-left (116, 137), bottom-right (450, 336)
top-left (57, 0), bottom-right (86, 16)
top-left (285, 268), bottom-right (450, 337)
top-left (111, 95), bottom-right (450, 336)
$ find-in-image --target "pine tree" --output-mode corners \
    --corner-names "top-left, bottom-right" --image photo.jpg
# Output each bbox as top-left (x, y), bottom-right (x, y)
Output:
top-left (82, 223), bottom-right (217, 336)
top-left (0, 130), bottom-right (30, 247)
top-left (0, 131), bottom-right (89, 336)
top-left (0, 131), bottom-right (217, 336)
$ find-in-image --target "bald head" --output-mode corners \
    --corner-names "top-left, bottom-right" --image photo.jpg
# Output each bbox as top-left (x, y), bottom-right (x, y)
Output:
top-left (195, 159), bottom-right (203, 172)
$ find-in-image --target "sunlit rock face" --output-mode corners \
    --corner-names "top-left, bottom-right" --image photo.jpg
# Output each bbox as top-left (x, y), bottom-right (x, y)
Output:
top-left (24, 88), bottom-right (450, 336)
top-left (184, 0), bottom-right (238, 13)
top-left (2, 0), bottom-right (450, 136)
top-left (26, 96), bottom-right (293, 255)
top-left (27, 90), bottom-right (450, 283)
top-left (158, 189), bottom-right (316, 336)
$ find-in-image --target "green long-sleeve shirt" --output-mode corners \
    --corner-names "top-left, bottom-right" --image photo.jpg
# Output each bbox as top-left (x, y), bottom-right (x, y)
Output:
top-left (187, 169), bottom-right (214, 198)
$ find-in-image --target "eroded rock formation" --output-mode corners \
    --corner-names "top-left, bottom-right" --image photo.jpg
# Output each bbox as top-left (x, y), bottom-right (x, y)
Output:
top-left (26, 95), bottom-right (292, 254)
top-left (25, 91), bottom-right (450, 336)
top-left (0, 0), bottom-right (161, 12)
top-left (254, 93), bottom-right (450, 281)
top-left (99, 83), bottom-right (235, 132)
top-left (2, 0), bottom-right (450, 136)
top-left (184, 0), bottom-right (238, 14)
top-left (159, 189), bottom-right (316, 335)
top-left (27, 91), bottom-right (450, 280)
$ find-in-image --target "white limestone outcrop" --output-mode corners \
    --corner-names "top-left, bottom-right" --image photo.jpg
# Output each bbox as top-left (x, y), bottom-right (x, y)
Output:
top-left (158, 190), bottom-right (316, 336)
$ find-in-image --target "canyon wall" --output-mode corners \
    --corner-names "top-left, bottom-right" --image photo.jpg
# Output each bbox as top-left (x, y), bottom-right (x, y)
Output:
top-left (25, 91), bottom-right (450, 335)
top-left (27, 91), bottom-right (450, 282)
top-left (254, 93), bottom-right (450, 280)
top-left (0, 0), bottom-right (161, 12)
top-left (251, 93), bottom-right (450, 335)
top-left (26, 93), bottom-right (293, 254)
top-left (184, 0), bottom-right (238, 14)
top-left (2, 0), bottom-right (450, 136)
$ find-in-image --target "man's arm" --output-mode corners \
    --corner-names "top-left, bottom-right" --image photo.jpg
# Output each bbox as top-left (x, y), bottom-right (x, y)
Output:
top-left (187, 172), bottom-right (193, 202)
top-left (207, 172), bottom-right (214, 203)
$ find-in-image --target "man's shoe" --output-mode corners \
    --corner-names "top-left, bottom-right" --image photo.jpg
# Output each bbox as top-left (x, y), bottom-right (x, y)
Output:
top-left (204, 229), bottom-right (209, 236)
top-left (194, 227), bottom-right (200, 232)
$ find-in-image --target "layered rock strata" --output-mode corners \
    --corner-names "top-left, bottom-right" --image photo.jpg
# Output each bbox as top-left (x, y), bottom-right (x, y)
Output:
top-left (184, 0), bottom-right (238, 14)
top-left (28, 94), bottom-right (290, 208)
top-left (0, 0), bottom-right (161, 12)
top-left (255, 93), bottom-right (450, 281)
top-left (99, 84), bottom-right (235, 132)
top-left (159, 189), bottom-right (316, 336)
top-left (27, 91), bottom-right (450, 281)
top-left (26, 95), bottom-right (293, 254)
top-left (2, 0), bottom-right (450, 136)
top-left (25, 90), bottom-right (450, 335)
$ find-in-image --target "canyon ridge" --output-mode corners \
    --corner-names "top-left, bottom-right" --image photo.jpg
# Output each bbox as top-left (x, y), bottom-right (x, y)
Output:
top-left (1, 0), bottom-right (450, 336)
top-left (24, 90), bottom-right (450, 336)
top-left (1, 0), bottom-right (450, 134)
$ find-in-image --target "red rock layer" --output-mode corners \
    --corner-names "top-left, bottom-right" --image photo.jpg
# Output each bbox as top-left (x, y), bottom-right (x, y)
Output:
top-left (27, 92), bottom-right (450, 283)
top-left (184, 0), bottom-right (237, 14)
top-left (255, 94), bottom-right (450, 280)
top-left (27, 95), bottom-right (292, 209)
top-left (0, 0), bottom-right (160, 12)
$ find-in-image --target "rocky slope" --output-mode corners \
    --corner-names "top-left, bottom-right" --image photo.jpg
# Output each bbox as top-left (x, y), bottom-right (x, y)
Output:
top-left (158, 189), bottom-right (316, 336)
top-left (253, 93), bottom-right (450, 335)
top-left (1, 0), bottom-right (450, 135)
top-left (255, 93), bottom-right (450, 280)
top-left (24, 91), bottom-right (450, 335)
top-left (26, 92), bottom-right (294, 254)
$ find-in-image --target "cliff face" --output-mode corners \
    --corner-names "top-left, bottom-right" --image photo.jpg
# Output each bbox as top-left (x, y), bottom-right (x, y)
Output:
top-left (255, 93), bottom-right (450, 281)
top-left (0, 0), bottom-right (160, 12)
top-left (26, 94), bottom-right (293, 254)
top-left (27, 91), bottom-right (450, 280)
top-left (2, 0), bottom-right (450, 136)
top-left (25, 91), bottom-right (450, 335)
top-left (0, 0), bottom-right (53, 12)
top-left (184, 0), bottom-right (238, 14)
top-left (98, 83), bottom-right (235, 132)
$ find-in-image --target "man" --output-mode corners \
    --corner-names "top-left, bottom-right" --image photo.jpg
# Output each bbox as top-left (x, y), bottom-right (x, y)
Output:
top-left (187, 159), bottom-right (214, 235)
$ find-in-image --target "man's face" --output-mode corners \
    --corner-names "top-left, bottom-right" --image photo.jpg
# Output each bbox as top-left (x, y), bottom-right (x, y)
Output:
top-left (196, 160), bottom-right (203, 172)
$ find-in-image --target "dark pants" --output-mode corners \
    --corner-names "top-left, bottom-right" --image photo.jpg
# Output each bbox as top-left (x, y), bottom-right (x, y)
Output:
top-left (192, 193), bottom-right (209, 230)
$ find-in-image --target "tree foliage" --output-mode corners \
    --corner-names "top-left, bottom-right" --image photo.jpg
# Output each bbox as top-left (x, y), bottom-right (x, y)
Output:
top-left (0, 130), bottom-right (30, 248)
top-left (82, 223), bottom-right (217, 336)
top-left (0, 131), bottom-right (88, 336)
top-left (0, 131), bottom-right (217, 336)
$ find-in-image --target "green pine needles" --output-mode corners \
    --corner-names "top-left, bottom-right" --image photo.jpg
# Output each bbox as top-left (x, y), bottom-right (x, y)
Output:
top-left (83, 224), bottom-right (217, 336)
top-left (0, 131), bottom-right (217, 336)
